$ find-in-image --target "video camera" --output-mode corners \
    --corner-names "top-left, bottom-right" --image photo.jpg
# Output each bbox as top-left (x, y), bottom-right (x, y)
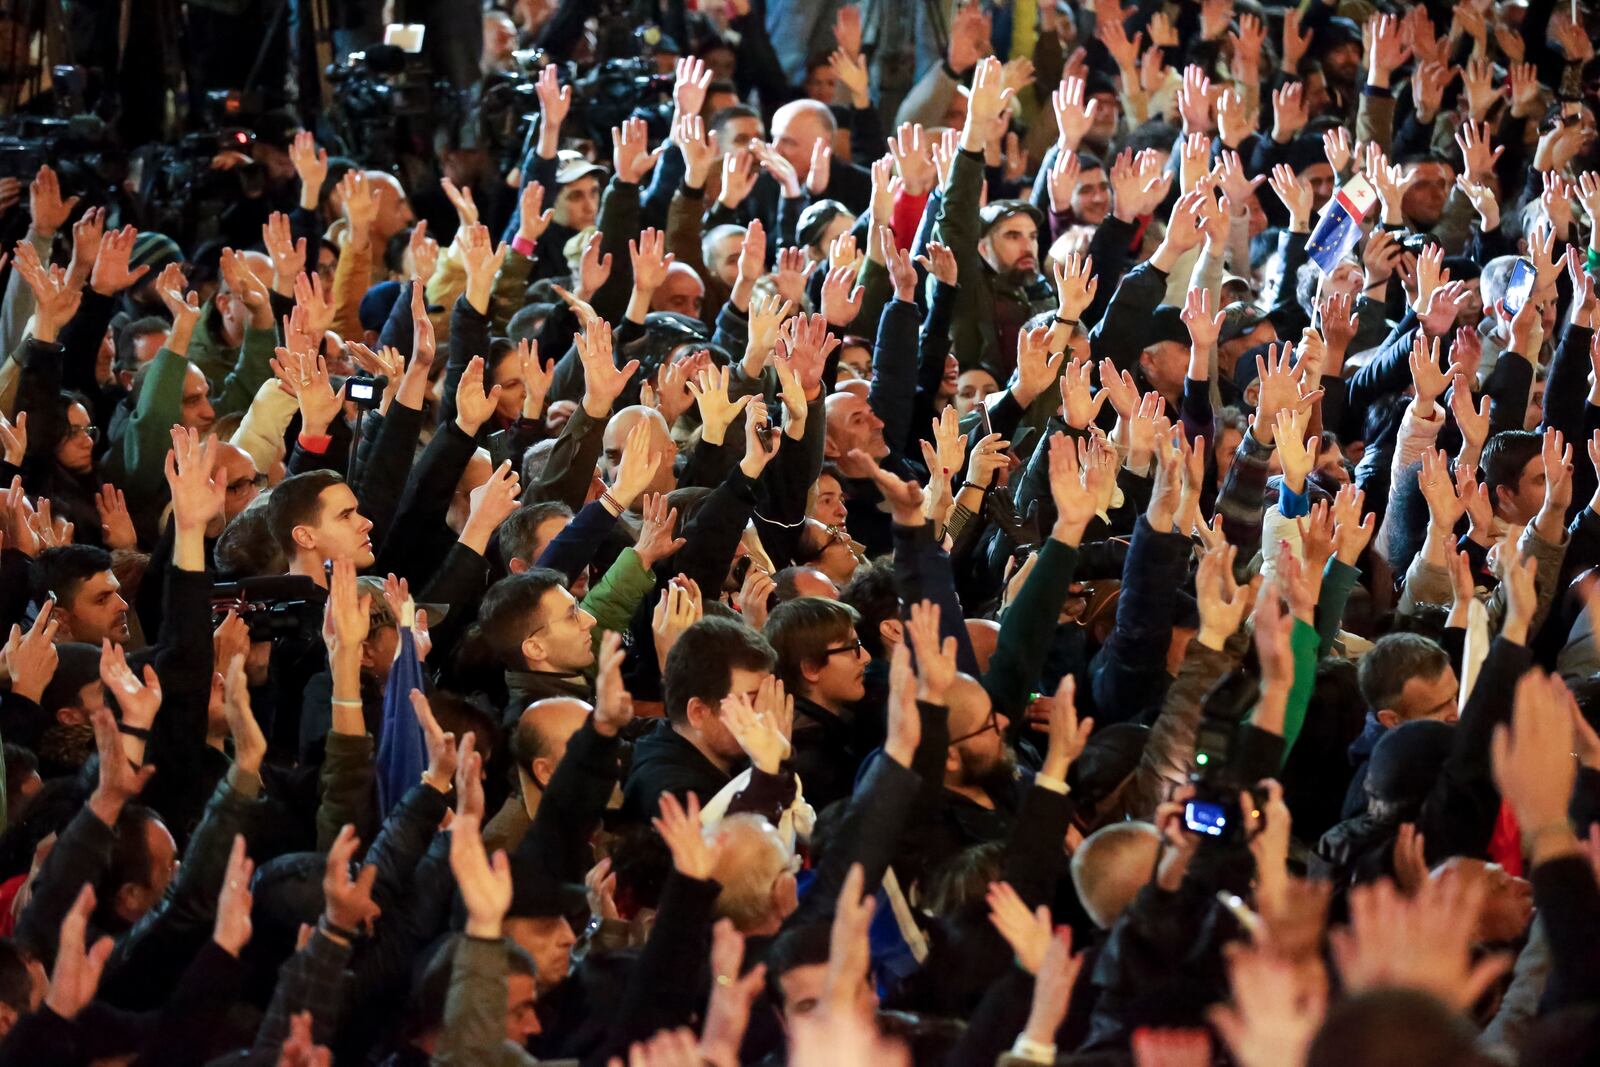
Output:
top-left (1183, 670), bottom-right (1263, 843)
top-left (325, 44), bottom-right (454, 170)
top-left (211, 575), bottom-right (324, 643)
top-left (0, 112), bottom-right (119, 194)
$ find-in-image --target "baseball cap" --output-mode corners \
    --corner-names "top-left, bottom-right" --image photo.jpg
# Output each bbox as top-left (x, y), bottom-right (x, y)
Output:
top-left (1217, 302), bottom-right (1270, 345)
top-left (555, 150), bottom-right (607, 186)
top-left (979, 199), bottom-right (1045, 236)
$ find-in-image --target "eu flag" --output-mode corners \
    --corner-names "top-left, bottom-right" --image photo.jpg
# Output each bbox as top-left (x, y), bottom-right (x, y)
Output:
top-left (376, 620), bottom-right (427, 817)
top-left (1306, 175), bottom-right (1377, 274)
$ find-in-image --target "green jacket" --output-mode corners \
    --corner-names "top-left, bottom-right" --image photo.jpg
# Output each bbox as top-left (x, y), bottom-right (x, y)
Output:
top-left (581, 546), bottom-right (656, 673)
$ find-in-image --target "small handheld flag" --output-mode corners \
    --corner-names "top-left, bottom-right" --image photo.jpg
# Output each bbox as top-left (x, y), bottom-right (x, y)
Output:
top-left (1305, 175), bottom-right (1378, 274)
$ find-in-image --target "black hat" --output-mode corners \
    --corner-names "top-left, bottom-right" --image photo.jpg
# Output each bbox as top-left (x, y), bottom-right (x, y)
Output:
top-left (1314, 16), bottom-right (1364, 50)
top-left (1146, 304), bottom-right (1190, 348)
top-left (1367, 719), bottom-right (1453, 804)
top-left (979, 199), bottom-right (1045, 236)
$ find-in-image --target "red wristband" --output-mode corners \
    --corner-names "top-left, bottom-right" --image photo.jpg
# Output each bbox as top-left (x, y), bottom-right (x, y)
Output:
top-left (297, 432), bottom-right (333, 454)
top-left (511, 233), bottom-right (536, 258)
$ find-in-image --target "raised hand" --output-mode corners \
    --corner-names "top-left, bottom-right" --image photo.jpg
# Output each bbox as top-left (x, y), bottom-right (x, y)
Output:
top-left (27, 164), bottom-right (78, 237)
top-left (986, 882), bottom-right (1052, 974)
top-left (91, 224), bottom-right (149, 297)
top-left (44, 885), bottom-right (113, 1020)
top-left (577, 319), bottom-right (639, 417)
top-left (99, 638), bottom-right (162, 729)
top-left (165, 426), bottom-right (226, 533)
top-left (654, 791), bottom-right (712, 880)
top-left (213, 834), bottom-right (254, 957)
top-left (323, 824), bottom-right (380, 938)
top-left (721, 676), bottom-right (793, 774)
top-left (652, 576), bottom-right (703, 668)
top-left (408, 689), bottom-right (458, 792)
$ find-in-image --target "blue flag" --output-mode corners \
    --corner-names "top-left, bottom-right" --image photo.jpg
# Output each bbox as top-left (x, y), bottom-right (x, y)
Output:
top-left (1305, 175), bottom-right (1377, 274)
top-left (376, 625), bottom-right (427, 817)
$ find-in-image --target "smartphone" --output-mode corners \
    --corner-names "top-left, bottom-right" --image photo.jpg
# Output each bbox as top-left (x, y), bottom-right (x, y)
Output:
top-left (978, 398), bottom-right (994, 439)
top-left (754, 408), bottom-right (774, 453)
top-left (1183, 799), bottom-right (1230, 837)
top-left (345, 375), bottom-right (383, 409)
top-left (1503, 257), bottom-right (1537, 316)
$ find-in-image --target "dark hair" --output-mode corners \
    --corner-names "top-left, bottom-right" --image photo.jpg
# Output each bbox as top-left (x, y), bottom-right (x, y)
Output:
top-left (708, 104), bottom-right (759, 134)
top-left (1481, 430), bottom-right (1542, 516)
top-left (95, 804), bottom-right (163, 933)
top-left (409, 934), bottom-right (536, 1038)
top-left (32, 545), bottom-right (113, 606)
top-left (265, 470), bottom-right (346, 554)
top-left (428, 690), bottom-right (499, 762)
top-left (764, 921), bottom-right (831, 1004)
top-left (507, 303), bottom-right (555, 344)
top-left (663, 617), bottom-right (775, 725)
top-left (763, 597), bottom-right (859, 696)
top-left (114, 316), bottom-right (170, 372)
top-left (475, 570), bottom-right (569, 668)
top-left (1116, 119), bottom-right (1180, 157)
top-left (215, 505), bottom-right (287, 579)
top-left (1307, 989), bottom-right (1488, 1067)
top-left (383, 230), bottom-right (412, 276)
top-left (0, 940), bottom-right (32, 1015)
top-left (1358, 633), bottom-right (1450, 711)
top-left (840, 558), bottom-right (898, 659)
top-left (2, 744), bottom-right (37, 824)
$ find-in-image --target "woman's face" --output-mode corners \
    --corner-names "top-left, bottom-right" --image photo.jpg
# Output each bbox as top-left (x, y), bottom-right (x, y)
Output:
top-left (56, 402), bottom-right (95, 473)
top-left (838, 344), bottom-right (871, 380)
top-left (955, 369), bottom-right (999, 418)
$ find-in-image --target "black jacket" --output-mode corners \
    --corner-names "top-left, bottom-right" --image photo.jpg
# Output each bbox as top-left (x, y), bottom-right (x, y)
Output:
top-left (620, 719), bottom-right (733, 824)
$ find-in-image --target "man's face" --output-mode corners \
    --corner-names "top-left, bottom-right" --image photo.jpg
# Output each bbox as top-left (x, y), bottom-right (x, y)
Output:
top-left (803, 64), bottom-right (838, 103)
top-left (215, 289), bottom-right (249, 347)
top-left (1526, 381), bottom-right (1545, 431)
top-left (526, 585), bottom-right (596, 672)
top-left (1391, 666), bottom-right (1460, 725)
top-left (810, 475), bottom-right (848, 527)
top-left (1301, 163), bottom-right (1335, 210)
top-left (492, 349), bottom-right (528, 421)
top-left (1220, 322), bottom-right (1277, 373)
top-left (503, 916), bottom-right (577, 993)
top-left (949, 682), bottom-right (1013, 783)
top-left (130, 817), bottom-right (178, 917)
top-left (132, 329), bottom-right (167, 367)
top-left (56, 402), bottom-right (95, 474)
top-left (715, 116), bottom-right (763, 156)
top-left (219, 445), bottom-right (261, 521)
top-left (1403, 162), bottom-right (1452, 226)
top-left (1438, 859), bottom-right (1533, 942)
top-left (1071, 167), bottom-right (1110, 222)
top-left (771, 109), bottom-right (829, 180)
top-left (825, 393), bottom-right (887, 459)
top-left (809, 626), bottom-right (867, 704)
top-left (602, 409), bottom-right (677, 494)
top-left (182, 365), bottom-right (215, 434)
top-left (505, 973), bottom-right (542, 1043)
top-left (1138, 342), bottom-right (1188, 397)
top-left (980, 215), bottom-right (1039, 275)
top-left (484, 13), bottom-right (517, 64)
top-left (652, 265), bottom-right (705, 319)
top-left (955, 369), bottom-right (998, 418)
top-left (63, 571), bottom-right (131, 645)
top-left (701, 665), bottom-right (774, 759)
top-left (708, 232), bottom-right (744, 287)
top-left (1501, 453), bottom-right (1548, 524)
top-left (1324, 260), bottom-right (1362, 302)
top-left (366, 172), bottom-right (414, 242)
top-left (554, 176), bottom-right (600, 230)
top-left (777, 961), bottom-right (877, 1026)
top-left (1324, 42), bottom-right (1362, 82)
top-left (300, 483), bottom-right (375, 567)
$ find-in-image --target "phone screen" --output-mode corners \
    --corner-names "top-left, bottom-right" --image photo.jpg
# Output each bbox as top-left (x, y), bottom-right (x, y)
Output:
top-left (1504, 258), bottom-right (1537, 316)
top-left (1184, 800), bottom-right (1229, 837)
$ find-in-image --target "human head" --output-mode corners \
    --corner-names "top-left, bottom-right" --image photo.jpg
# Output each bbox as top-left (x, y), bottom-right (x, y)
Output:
top-left (266, 470), bottom-right (375, 570)
top-left (1070, 822), bottom-right (1161, 928)
top-left (477, 570), bottom-right (596, 674)
top-left (1432, 857), bottom-right (1532, 943)
top-left (35, 546), bottom-right (129, 644)
top-left (1481, 430), bottom-right (1546, 524)
top-left (1358, 633), bottom-right (1458, 729)
top-left (179, 363), bottom-right (216, 434)
top-left (217, 441), bottom-right (263, 523)
top-left (0, 939), bottom-right (41, 1038)
top-left (701, 224), bottom-right (746, 288)
top-left (769, 99), bottom-right (836, 180)
top-left (1072, 157), bottom-right (1111, 224)
top-left (1306, 989), bottom-right (1492, 1067)
top-left (663, 617), bottom-right (776, 761)
top-left (824, 392), bottom-right (887, 460)
top-left (510, 697), bottom-right (591, 790)
top-left (97, 805), bottom-right (177, 929)
top-left (1400, 156), bottom-right (1453, 228)
top-left (652, 262), bottom-right (706, 319)
top-left (955, 368), bottom-right (999, 418)
top-left (553, 151), bottom-right (605, 229)
top-left (54, 399), bottom-right (96, 474)
top-left (944, 673), bottom-right (1013, 791)
top-left (808, 467), bottom-right (848, 527)
top-left (365, 171), bottom-right (415, 243)
top-left (839, 558), bottom-right (901, 658)
top-left (414, 935), bottom-right (541, 1045)
top-left (766, 922), bottom-right (877, 1026)
top-left (771, 566), bottom-right (838, 604)
top-left (794, 521), bottom-right (862, 586)
top-left (113, 317), bottom-right (169, 387)
top-left (707, 813), bottom-right (798, 934)
top-left (801, 56), bottom-right (838, 102)
top-left (482, 10), bottom-right (517, 70)
top-left (978, 202), bottom-right (1042, 276)
top-left (499, 501), bottom-right (574, 573)
top-left (763, 598), bottom-right (866, 709)
top-left (709, 104), bottom-right (763, 155)
top-left (601, 406), bottom-right (677, 495)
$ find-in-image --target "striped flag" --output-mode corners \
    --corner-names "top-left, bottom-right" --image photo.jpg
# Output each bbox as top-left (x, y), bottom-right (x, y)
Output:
top-left (376, 603), bottom-right (427, 817)
top-left (1306, 175), bottom-right (1378, 274)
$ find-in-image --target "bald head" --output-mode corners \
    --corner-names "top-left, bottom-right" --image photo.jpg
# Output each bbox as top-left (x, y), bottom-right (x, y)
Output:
top-left (965, 619), bottom-right (1000, 673)
top-left (652, 262), bottom-right (706, 319)
top-left (770, 100), bottom-right (836, 179)
top-left (945, 673), bottom-right (993, 737)
top-left (603, 406), bottom-right (676, 495)
top-left (1070, 822), bottom-right (1161, 928)
top-left (511, 697), bottom-right (592, 784)
top-left (217, 441), bottom-right (261, 520)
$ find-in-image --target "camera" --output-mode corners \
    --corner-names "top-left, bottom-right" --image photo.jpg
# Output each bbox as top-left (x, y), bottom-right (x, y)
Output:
top-left (1184, 669), bottom-right (1262, 843)
top-left (344, 374), bottom-right (384, 409)
top-left (211, 575), bottom-right (324, 642)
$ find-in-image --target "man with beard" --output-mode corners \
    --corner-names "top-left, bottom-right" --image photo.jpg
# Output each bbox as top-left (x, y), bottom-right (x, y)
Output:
top-left (932, 58), bottom-right (1058, 379)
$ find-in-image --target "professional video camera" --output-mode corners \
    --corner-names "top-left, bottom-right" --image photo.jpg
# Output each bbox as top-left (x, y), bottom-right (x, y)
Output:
top-left (211, 575), bottom-right (324, 643)
top-left (132, 126), bottom-right (262, 248)
top-left (1182, 669), bottom-right (1263, 843)
top-left (325, 44), bottom-right (454, 171)
top-left (0, 111), bottom-right (120, 194)
top-left (569, 54), bottom-right (674, 141)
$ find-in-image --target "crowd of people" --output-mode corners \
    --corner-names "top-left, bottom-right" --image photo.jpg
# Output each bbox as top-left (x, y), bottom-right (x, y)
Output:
top-left (2, 0), bottom-right (1600, 1063)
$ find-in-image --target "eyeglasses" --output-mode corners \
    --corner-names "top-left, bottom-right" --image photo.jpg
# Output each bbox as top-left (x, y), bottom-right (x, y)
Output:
top-left (66, 424), bottom-right (99, 442)
top-left (822, 639), bottom-right (863, 658)
top-left (949, 710), bottom-right (1002, 746)
top-left (227, 473), bottom-right (268, 494)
